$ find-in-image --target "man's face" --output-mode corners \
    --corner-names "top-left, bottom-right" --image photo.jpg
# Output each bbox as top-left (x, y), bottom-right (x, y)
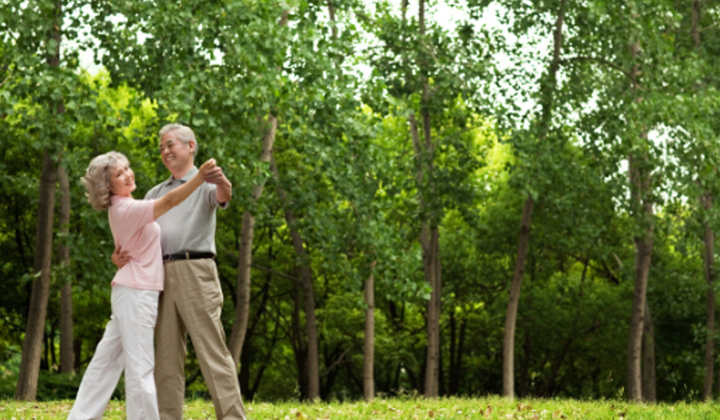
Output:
top-left (159, 130), bottom-right (195, 176)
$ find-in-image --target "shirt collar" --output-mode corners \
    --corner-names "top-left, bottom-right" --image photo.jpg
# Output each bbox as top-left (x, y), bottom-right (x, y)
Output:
top-left (164, 166), bottom-right (198, 187)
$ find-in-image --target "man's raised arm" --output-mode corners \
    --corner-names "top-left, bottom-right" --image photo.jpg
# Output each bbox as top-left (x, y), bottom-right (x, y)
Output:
top-left (204, 165), bottom-right (232, 204)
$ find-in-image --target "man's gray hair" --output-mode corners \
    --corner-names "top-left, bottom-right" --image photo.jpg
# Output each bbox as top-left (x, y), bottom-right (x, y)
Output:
top-left (81, 151), bottom-right (129, 211)
top-left (159, 123), bottom-right (198, 155)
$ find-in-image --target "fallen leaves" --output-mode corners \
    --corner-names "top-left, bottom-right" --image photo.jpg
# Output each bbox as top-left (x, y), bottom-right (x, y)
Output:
top-left (1, 397), bottom-right (717, 420)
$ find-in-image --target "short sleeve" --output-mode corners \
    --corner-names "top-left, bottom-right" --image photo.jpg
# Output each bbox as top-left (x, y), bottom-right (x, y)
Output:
top-left (205, 183), bottom-right (228, 210)
top-left (118, 199), bottom-right (157, 234)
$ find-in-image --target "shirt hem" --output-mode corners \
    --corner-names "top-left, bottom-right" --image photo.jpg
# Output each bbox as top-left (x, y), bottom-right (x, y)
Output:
top-left (111, 280), bottom-right (164, 292)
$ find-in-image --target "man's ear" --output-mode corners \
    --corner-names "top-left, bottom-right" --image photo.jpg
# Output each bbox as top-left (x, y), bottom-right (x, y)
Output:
top-left (189, 140), bottom-right (197, 155)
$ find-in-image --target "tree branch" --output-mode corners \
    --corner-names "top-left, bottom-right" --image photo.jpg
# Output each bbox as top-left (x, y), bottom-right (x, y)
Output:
top-left (0, 70), bottom-right (12, 89)
top-left (559, 56), bottom-right (629, 77)
top-left (323, 345), bottom-right (354, 376)
top-left (251, 263), bottom-right (300, 283)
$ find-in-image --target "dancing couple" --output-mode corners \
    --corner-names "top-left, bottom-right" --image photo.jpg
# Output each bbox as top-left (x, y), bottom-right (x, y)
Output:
top-left (68, 124), bottom-right (245, 420)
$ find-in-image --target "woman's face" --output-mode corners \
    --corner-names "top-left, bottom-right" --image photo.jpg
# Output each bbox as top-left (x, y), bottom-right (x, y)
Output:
top-left (109, 160), bottom-right (136, 197)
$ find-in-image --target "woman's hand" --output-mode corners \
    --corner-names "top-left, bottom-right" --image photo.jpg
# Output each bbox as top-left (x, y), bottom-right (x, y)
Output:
top-left (198, 158), bottom-right (216, 177)
top-left (154, 158), bottom-right (218, 219)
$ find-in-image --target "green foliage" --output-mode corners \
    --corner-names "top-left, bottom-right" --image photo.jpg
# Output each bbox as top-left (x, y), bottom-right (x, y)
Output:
top-left (5, 0), bottom-right (720, 405)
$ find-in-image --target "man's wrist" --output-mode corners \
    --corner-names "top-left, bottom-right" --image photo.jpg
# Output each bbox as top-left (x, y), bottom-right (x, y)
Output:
top-left (216, 178), bottom-right (232, 204)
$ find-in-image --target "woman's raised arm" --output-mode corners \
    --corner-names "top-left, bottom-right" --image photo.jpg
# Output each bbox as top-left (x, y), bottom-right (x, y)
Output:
top-left (153, 159), bottom-right (216, 219)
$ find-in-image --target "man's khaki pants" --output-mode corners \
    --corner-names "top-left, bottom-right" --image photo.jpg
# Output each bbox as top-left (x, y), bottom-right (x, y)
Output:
top-left (155, 259), bottom-right (246, 420)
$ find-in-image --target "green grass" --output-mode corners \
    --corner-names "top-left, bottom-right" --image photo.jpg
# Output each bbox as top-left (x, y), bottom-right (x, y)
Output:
top-left (2, 397), bottom-right (720, 419)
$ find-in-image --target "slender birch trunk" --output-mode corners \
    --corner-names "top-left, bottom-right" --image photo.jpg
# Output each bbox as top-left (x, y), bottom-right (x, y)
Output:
top-left (410, 0), bottom-right (442, 397)
top-left (57, 165), bottom-right (73, 374)
top-left (503, 196), bottom-right (534, 399)
top-left (625, 35), bottom-right (655, 401)
top-left (409, 110), bottom-right (441, 397)
top-left (626, 162), bottom-right (653, 402)
top-left (229, 115), bottom-right (278, 364)
top-left (270, 157), bottom-right (320, 401)
top-left (690, 0), bottom-right (716, 402)
top-left (363, 261), bottom-right (377, 401)
top-left (228, 9), bottom-right (288, 365)
top-left (503, 0), bottom-right (566, 399)
top-left (16, 1), bottom-right (62, 399)
top-left (424, 227), bottom-right (441, 397)
top-left (16, 148), bottom-right (57, 400)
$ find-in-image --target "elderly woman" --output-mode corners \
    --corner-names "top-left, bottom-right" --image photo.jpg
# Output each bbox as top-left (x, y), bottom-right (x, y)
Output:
top-left (68, 151), bottom-right (215, 420)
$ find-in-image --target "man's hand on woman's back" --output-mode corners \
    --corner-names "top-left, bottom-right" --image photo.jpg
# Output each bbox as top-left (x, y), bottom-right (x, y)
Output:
top-left (112, 246), bottom-right (130, 269)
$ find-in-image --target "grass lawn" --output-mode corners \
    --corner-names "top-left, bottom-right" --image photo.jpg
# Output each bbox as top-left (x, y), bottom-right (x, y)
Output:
top-left (2, 397), bottom-right (720, 419)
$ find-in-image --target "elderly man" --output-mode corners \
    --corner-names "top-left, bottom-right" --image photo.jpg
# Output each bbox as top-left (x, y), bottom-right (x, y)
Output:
top-left (113, 123), bottom-right (245, 420)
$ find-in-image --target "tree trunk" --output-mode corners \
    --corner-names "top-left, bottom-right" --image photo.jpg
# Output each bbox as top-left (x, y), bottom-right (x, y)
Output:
top-left (502, 0), bottom-right (566, 400)
top-left (16, 148), bottom-right (58, 400)
top-left (60, 280), bottom-right (73, 373)
top-left (16, 0), bottom-right (64, 399)
top-left (57, 165), bottom-right (74, 374)
top-left (363, 261), bottom-right (377, 401)
top-left (626, 149), bottom-right (655, 402)
top-left (409, 111), bottom-right (441, 398)
top-left (289, 226), bottom-right (320, 402)
top-left (449, 311), bottom-right (456, 395)
top-left (424, 228), bottom-right (441, 397)
top-left (642, 300), bottom-right (656, 402)
top-left (703, 194), bottom-right (715, 401)
top-left (409, 108), bottom-right (442, 398)
top-left (717, 324), bottom-right (720, 399)
top-left (625, 30), bottom-right (654, 401)
top-left (270, 157), bottom-right (320, 401)
top-left (326, 0), bottom-right (343, 71)
top-left (449, 313), bottom-right (467, 395)
top-left (410, 0), bottom-right (441, 398)
top-left (692, 0), bottom-right (701, 51)
top-left (291, 280), bottom-right (309, 399)
top-left (456, 317), bottom-right (467, 393)
top-left (626, 204), bottom-right (653, 402)
top-left (690, 0), bottom-right (715, 402)
top-left (73, 339), bottom-right (82, 371)
top-left (503, 195), bottom-right (534, 399)
top-left (229, 115), bottom-right (278, 365)
top-left (229, 10), bottom-right (288, 365)
top-left (294, 237), bottom-right (320, 402)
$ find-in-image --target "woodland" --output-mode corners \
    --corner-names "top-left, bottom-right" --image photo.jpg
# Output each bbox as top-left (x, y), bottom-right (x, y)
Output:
top-left (2, 0), bottom-right (720, 406)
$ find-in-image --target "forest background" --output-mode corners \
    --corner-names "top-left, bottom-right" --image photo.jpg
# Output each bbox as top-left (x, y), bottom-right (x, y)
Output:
top-left (3, 0), bottom-right (720, 405)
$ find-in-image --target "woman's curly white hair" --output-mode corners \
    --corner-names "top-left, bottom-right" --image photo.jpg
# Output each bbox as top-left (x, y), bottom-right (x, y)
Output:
top-left (81, 151), bottom-right (129, 211)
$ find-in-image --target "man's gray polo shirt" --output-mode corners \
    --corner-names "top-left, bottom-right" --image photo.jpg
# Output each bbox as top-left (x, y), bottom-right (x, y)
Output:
top-left (145, 166), bottom-right (227, 256)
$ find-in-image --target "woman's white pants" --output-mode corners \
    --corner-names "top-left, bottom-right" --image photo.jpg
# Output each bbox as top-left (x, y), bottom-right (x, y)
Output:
top-left (68, 284), bottom-right (160, 420)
